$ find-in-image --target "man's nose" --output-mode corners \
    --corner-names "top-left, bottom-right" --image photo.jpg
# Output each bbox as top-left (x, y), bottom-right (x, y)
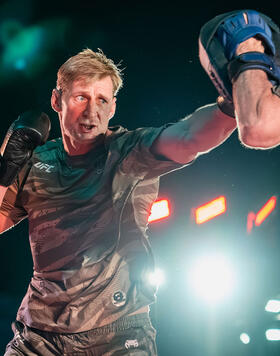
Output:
top-left (83, 101), bottom-right (97, 117)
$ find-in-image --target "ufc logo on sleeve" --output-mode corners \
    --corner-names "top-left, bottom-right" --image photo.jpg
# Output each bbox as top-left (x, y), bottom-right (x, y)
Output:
top-left (34, 161), bottom-right (55, 173)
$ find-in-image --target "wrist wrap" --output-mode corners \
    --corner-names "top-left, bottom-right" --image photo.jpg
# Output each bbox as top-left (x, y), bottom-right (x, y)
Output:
top-left (228, 52), bottom-right (280, 84)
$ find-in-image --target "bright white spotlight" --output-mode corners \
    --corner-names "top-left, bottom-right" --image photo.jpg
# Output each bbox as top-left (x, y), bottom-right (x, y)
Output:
top-left (148, 268), bottom-right (165, 288)
top-left (265, 300), bottom-right (280, 313)
top-left (187, 254), bottom-right (236, 303)
top-left (266, 329), bottom-right (280, 341)
top-left (240, 333), bottom-right (250, 344)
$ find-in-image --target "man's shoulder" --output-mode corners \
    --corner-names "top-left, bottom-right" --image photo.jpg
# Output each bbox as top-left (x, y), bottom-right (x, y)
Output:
top-left (106, 125), bottom-right (145, 149)
top-left (106, 125), bottom-right (132, 147)
top-left (33, 138), bottom-right (62, 156)
top-left (107, 125), bottom-right (158, 144)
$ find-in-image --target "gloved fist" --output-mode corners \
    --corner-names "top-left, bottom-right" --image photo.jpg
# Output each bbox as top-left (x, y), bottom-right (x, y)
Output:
top-left (0, 110), bottom-right (51, 187)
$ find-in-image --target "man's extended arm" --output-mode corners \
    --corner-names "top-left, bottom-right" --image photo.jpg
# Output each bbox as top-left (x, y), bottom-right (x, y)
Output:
top-left (151, 103), bottom-right (236, 164)
top-left (233, 37), bottom-right (280, 148)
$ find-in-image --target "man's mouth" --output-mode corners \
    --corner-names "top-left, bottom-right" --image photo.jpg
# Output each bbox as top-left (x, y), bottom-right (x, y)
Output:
top-left (79, 123), bottom-right (96, 132)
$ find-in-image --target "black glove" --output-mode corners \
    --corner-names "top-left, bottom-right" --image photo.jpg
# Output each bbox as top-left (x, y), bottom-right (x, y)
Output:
top-left (0, 110), bottom-right (51, 187)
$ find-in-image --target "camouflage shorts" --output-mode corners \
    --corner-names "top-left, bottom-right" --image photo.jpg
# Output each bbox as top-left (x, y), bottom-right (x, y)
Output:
top-left (4, 313), bottom-right (157, 355)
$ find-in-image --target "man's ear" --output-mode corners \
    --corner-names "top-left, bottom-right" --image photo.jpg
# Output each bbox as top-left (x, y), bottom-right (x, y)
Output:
top-left (51, 89), bottom-right (62, 113)
top-left (109, 97), bottom-right (117, 120)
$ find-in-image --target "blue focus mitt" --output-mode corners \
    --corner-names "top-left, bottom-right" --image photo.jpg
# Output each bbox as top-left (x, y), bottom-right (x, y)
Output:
top-left (216, 10), bottom-right (275, 60)
top-left (199, 9), bottom-right (280, 105)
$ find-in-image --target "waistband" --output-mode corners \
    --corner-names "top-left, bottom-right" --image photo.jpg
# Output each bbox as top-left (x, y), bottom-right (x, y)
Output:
top-left (27, 312), bottom-right (151, 338)
top-left (85, 312), bottom-right (152, 336)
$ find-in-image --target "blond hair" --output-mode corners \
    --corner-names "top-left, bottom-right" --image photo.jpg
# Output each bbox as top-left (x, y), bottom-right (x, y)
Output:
top-left (56, 48), bottom-right (123, 96)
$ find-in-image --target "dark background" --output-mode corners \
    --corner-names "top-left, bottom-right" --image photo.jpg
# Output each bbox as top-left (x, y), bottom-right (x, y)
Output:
top-left (0, 0), bottom-right (280, 355)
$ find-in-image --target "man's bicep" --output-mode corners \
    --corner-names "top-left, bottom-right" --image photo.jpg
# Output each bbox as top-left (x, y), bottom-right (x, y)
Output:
top-left (150, 125), bottom-right (195, 164)
top-left (151, 104), bottom-right (236, 164)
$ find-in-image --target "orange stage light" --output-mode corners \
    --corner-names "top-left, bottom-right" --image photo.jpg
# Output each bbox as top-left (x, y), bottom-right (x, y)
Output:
top-left (255, 196), bottom-right (277, 226)
top-left (195, 196), bottom-right (226, 224)
top-left (148, 199), bottom-right (170, 223)
top-left (246, 212), bottom-right (256, 234)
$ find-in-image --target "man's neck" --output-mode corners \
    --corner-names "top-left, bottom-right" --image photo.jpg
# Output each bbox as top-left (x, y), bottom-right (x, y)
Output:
top-left (62, 130), bottom-right (112, 156)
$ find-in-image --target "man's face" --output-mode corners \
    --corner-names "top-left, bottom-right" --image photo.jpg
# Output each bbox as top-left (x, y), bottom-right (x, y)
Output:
top-left (53, 76), bottom-right (116, 154)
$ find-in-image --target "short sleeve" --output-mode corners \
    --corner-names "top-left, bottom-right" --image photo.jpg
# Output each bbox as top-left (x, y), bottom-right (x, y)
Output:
top-left (0, 179), bottom-right (28, 225)
top-left (113, 125), bottom-right (190, 179)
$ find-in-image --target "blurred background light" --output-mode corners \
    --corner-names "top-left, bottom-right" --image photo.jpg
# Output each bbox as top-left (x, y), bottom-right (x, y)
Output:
top-left (255, 196), bottom-right (277, 226)
top-left (1, 23), bottom-right (45, 71)
top-left (14, 58), bottom-right (26, 70)
top-left (266, 329), bottom-right (280, 341)
top-left (0, 17), bottom-right (69, 84)
top-left (195, 196), bottom-right (226, 224)
top-left (147, 268), bottom-right (165, 288)
top-left (187, 253), bottom-right (237, 304)
top-left (240, 333), bottom-right (250, 344)
top-left (148, 199), bottom-right (170, 223)
top-left (0, 19), bottom-right (23, 45)
top-left (265, 299), bottom-right (280, 313)
top-left (246, 211), bottom-right (255, 234)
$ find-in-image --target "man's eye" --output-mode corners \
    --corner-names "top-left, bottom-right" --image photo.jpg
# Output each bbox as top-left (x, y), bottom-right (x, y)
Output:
top-left (76, 95), bottom-right (86, 102)
top-left (100, 98), bottom-right (107, 104)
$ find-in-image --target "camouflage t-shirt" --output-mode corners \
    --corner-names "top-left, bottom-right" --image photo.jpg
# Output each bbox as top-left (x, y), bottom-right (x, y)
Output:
top-left (1, 125), bottom-right (185, 333)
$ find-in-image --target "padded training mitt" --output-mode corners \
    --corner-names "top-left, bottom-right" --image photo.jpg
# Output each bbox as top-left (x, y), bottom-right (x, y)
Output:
top-left (199, 9), bottom-right (280, 102)
top-left (216, 10), bottom-right (275, 60)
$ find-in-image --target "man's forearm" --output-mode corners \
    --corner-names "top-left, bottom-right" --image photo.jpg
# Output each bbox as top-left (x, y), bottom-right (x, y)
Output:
top-left (151, 103), bottom-right (237, 164)
top-left (233, 69), bottom-right (280, 148)
top-left (233, 38), bottom-right (280, 149)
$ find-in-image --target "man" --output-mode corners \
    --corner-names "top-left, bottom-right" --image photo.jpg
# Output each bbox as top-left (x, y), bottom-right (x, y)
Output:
top-left (1, 10), bottom-right (280, 355)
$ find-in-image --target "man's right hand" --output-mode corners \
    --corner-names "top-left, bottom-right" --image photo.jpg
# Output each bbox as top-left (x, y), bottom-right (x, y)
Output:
top-left (0, 110), bottom-right (51, 187)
